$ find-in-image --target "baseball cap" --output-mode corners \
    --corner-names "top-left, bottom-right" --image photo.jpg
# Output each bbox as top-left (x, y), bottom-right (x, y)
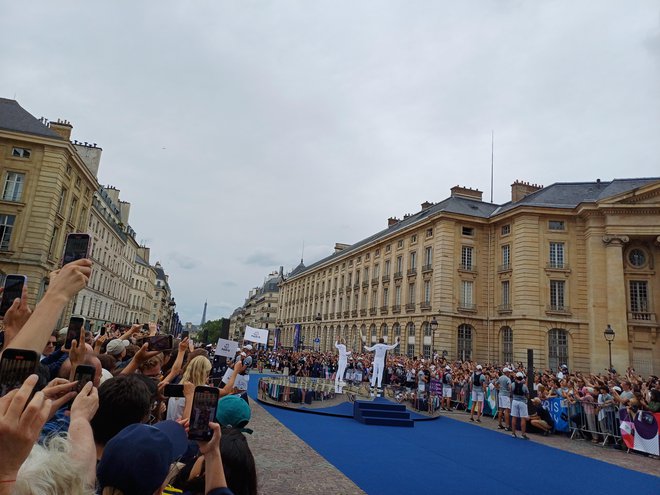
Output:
top-left (445, 365), bottom-right (451, 371)
top-left (243, 344), bottom-right (253, 350)
top-left (106, 339), bottom-right (129, 356)
top-left (97, 420), bottom-right (187, 495)
top-left (516, 372), bottom-right (524, 379)
top-left (561, 364), bottom-right (568, 370)
top-left (58, 327), bottom-right (69, 338)
top-left (476, 365), bottom-right (482, 370)
top-left (502, 367), bottom-right (511, 373)
top-left (216, 395), bottom-right (251, 430)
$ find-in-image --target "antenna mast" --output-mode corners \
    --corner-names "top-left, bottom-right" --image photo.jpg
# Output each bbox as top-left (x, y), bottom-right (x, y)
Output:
top-left (490, 130), bottom-right (494, 203)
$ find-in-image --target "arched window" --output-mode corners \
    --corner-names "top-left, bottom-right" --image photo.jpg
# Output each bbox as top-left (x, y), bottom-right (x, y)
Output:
top-left (370, 324), bottom-right (377, 343)
top-left (406, 322), bottom-right (416, 357)
top-left (501, 327), bottom-right (513, 364)
top-left (423, 321), bottom-right (432, 337)
top-left (457, 324), bottom-right (473, 361)
top-left (548, 328), bottom-right (568, 371)
top-left (381, 323), bottom-right (388, 337)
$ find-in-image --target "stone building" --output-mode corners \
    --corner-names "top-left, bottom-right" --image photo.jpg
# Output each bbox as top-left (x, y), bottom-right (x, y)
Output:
top-left (277, 178), bottom-right (660, 375)
top-left (0, 99), bottom-right (98, 316)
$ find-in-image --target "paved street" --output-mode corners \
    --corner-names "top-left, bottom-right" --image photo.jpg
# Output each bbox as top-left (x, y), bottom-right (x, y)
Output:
top-left (247, 398), bottom-right (658, 495)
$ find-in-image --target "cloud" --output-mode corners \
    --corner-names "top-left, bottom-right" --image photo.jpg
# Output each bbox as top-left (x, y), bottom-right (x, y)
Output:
top-left (169, 252), bottom-right (198, 270)
top-left (243, 251), bottom-right (280, 268)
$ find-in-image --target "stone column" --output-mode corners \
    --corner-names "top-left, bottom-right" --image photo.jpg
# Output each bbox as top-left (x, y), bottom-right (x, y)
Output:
top-left (602, 235), bottom-right (630, 372)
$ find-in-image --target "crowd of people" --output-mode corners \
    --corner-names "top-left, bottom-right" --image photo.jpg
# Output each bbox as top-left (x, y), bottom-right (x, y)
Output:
top-left (255, 342), bottom-right (660, 445)
top-left (0, 259), bottom-right (257, 495)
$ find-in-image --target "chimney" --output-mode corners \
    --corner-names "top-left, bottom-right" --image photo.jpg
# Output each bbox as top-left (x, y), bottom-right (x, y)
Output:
top-left (450, 186), bottom-right (483, 201)
top-left (49, 119), bottom-right (73, 140)
top-left (388, 217), bottom-right (400, 227)
top-left (334, 243), bottom-right (350, 253)
top-left (421, 201), bottom-right (433, 210)
top-left (511, 180), bottom-right (543, 202)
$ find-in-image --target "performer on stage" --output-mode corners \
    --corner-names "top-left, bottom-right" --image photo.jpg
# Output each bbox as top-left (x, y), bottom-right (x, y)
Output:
top-left (364, 337), bottom-right (400, 393)
top-left (335, 338), bottom-right (352, 387)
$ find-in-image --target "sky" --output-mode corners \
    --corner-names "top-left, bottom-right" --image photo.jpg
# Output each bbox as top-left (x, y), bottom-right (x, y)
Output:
top-left (1, 1), bottom-right (659, 324)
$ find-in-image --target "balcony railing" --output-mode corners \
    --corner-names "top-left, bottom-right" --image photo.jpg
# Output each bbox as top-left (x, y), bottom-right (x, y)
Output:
top-left (420, 302), bottom-right (431, 310)
top-left (497, 304), bottom-right (512, 313)
top-left (422, 264), bottom-right (433, 273)
top-left (353, 283), bottom-right (360, 290)
top-left (371, 277), bottom-right (379, 285)
top-left (392, 305), bottom-right (401, 313)
top-left (458, 302), bottom-right (477, 311)
top-left (360, 309), bottom-right (367, 317)
top-left (629, 312), bottom-right (655, 321)
top-left (343, 310), bottom-right (350, 318)
top-left (498, 264), bottom-right (511, 272)
top-left (362, 281), bottom-right (369, 288)
top-left (394, 271), bottom-right (403, 280)
top-left (351, 310), bottom-right (358, 317)
top-left (405, 303), bottom-right (415, 312)
top-left (407, 268), bottom-right (417, 277)
top-left (369, 308), bottom-right (378, 316)
top-left (546, 304), bottom-right (571, 314)
top-left (459, 264), bottom-right (476, 272)
top-left (546, 262), bottom-right (570, 271)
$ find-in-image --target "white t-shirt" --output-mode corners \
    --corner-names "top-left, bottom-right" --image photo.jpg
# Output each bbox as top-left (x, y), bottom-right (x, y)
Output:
top-left (365, 341), bottom-right (399, 361)
top-left (335, 343), bottom-right (351, 361)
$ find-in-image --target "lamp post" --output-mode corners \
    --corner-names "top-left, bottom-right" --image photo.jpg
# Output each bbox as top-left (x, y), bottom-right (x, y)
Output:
top-left (604, 324), bottom-right (615, 372)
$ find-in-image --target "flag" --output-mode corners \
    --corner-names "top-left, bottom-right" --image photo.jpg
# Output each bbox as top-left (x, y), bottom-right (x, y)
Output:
top-left (243, 325), bottom-right (269, 345)
top-left (486, 384), bottom-right (498, 417)
top-left (214, 338), bottom-right (239, 358)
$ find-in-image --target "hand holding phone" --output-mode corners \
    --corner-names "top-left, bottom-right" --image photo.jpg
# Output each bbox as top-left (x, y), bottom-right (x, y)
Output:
top-left (0, 348), bottom-right (38, 397)
top-left (62, 233), bottom-right (92, 266)
top-left (65, 316), bottom-right (86, 350)
top-left (188, 386), bottom-right (219, 441)
top-left (0, 275), bottom-right (27, 318)
top-left (163, 384), bottom-right (185, 397)
top-left (148, 335), bottom-right (173, 352)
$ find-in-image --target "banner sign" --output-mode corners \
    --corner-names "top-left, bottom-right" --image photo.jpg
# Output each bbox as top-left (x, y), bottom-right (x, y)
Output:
top-left (428, 378), bottom-right (443, 397)
top-left (542, 397), bottom-right (570, 433)
top-left (214, 338), bottom-right (239, 358)
top-left (293, 324), bottom-right (301, 352)
top-left (619, 409), bottom-right (660, 456)
top-left (244, 325), bottom-right (269, 345)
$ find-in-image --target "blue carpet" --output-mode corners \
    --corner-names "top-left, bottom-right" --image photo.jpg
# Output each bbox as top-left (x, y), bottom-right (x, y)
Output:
top-left (248, 375), bottom-right (660, 495)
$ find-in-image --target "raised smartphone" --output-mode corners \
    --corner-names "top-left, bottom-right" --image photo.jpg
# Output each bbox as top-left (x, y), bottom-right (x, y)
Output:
top-left (64, 316), bottom-right (86, 350)
top-left (62, 233), bottom-right (92, 266)
top-left (147, 335), bottom-right (173, 352)
top-left (163, 383), bottom-right (185, 397)
top-left (0, 275), bottom-right (27, 317)
top-left (188, 386), bottom-right (219, 441)
top-left (0, 348), bottom-right (38, 397)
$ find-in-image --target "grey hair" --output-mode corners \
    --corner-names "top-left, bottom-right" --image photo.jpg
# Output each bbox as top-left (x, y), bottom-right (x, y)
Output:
top-left (14, 435), bottom-right (95, 495)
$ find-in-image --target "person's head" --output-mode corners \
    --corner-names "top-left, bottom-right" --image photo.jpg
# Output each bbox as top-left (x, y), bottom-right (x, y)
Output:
top-left (90, 375), bottom-right (152, 447)
top-left (43, 330), bottom-right (58, 356)
top-left (105, 339), bottom-right (129, 360)
top-left (182, 355), bottom-right (211, 386)
top-left (85, 330), bottom-right (94, 346)
top-left (502, 367), bottom-right (510, 375)
top-left (216, 395), bottom-right (251, 429)
top-left (476, 364), bottom-right (483, 373)
top-left (98, 353), bottom-right (117, 374)
top-left (379, 338), bottom-right (384, 344)
top-left (139, 353), bottom-right (164, 378)
top-left (516, 372), bottom-right (524, 381)
top-left (97, 421), bottom-right (187, 495)
top-left (15, 435), bottom-right (94, 495)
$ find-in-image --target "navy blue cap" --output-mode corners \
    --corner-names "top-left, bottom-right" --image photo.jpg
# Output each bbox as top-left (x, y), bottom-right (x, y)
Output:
top-left (97, 420), bottom-right (187, 495)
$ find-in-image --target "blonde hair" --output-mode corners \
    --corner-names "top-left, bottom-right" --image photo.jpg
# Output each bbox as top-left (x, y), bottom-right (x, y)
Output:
top-left (182, 355), bottom-right (211, 386)
top-left (15, 435), bottom-right (95, 495)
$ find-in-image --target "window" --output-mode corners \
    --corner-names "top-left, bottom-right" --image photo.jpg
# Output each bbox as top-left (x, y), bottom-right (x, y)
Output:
top-left (501, 327), bottom-right (513, 364)
top-left (68, 197), bottom-right (78, 223)
top-left (501, 244), bottom-right (510, 269)
top-left (423, 322), bottom-right (432, 337)
top-left (461, 246), bottom-right (473, 270)
top-left (382, 324), bottom-right (388, 336)
top-left (460, 280), bottom-right (474, 308)
top-left (423, 345), bottom-right (431, 359)
top-left (384, 260), bottom-right (391, 276)
top-left (374, 263), bottom-right (380, 278)
top-left (423, 280), bottom-right (431, 304)
top-left (407, 344), bottom-right (415, 358)
top-left (462, 226), bottom-right (474, 236)
top-left (394, 285), bottom-right (401, 305)
top-left (457, 324), bottom-right (472, 361)
top-left (424, 246), bottom-right (432, 267)
top-left (363, 267), bottom-right (369, 281)
top-left (382, 287), bottom-right (389, 306)
top-left (58, 188), bottom-right (68, 214)
top-left (549, 280), bottom-right (565, 310)
top-left (629, 281), bottom-right (649, 315)
top-left (408, 283), bottom-right (415, 304)
top-left (549, 242), bottom-right (564, 268)
top-left (396, 256), bottom-right (403, 273)
top-left (385, 244), bottom-right (391, 253)
top-left (501, 280), bottom-right (510, 307)
top-left (409, 251), bottom-right (417, 270)
top-left (411, 234), bottom-right (417, 243)
top-left (371, 289), bottom-right (377, 309)
top-left (0, 215), bottom-right (16, 250)
top-left (48, 225), bottom-right (60, 258)
top-left (549, 220), bottom-right (565, 231)
top-left (11, 147), bottom-right (30, 159)
top-left (2, 172), bottom-right (25, 201)
top-left (426, 228), bottom-right (433, 237)
top-left (397, 240), bottom-right (403, 249)
top-left (548, 329), bottom-right (568, 371)
top-left (628, 249), bottom-right (647, 268)
top-left (375, 248), bottom-right (380, 256)
top-left (501, 224), bottom-right (511, 236)
top-left (407, 322), bottom-right (415, 337)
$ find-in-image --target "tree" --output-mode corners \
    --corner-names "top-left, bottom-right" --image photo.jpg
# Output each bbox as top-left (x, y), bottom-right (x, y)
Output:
top-left (199, 318), bottom-right (228, 345)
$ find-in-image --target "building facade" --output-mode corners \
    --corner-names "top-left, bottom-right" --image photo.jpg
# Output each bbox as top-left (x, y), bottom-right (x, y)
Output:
top-left (0, 99), bottom-right (98, 320)
top-left (278, 179), bottom-right (660, 375)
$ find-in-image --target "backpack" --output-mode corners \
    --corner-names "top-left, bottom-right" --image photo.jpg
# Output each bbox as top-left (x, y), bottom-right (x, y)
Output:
top-left (473, 373), bottom-right (482, 386)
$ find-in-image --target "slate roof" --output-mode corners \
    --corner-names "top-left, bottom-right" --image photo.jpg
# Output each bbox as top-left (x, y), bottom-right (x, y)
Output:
top-left (291, 177), bottom-right (660, 280)
top-left (0, 98), bottom-right (63, 139)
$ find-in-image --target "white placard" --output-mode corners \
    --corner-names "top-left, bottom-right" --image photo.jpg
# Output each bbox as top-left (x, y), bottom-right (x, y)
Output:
top-left (215, 338), bottom-right (239, 358)
top-left (243, 325), bottom-right (269, 345)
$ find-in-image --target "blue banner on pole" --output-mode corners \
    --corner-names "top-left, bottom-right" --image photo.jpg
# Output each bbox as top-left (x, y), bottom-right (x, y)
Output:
top-left (293, 324), bottom-right (301, 352)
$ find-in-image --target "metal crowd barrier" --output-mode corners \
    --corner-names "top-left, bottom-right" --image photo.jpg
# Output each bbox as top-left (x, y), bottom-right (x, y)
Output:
top-left (567, 399), bottom-right (622, 447)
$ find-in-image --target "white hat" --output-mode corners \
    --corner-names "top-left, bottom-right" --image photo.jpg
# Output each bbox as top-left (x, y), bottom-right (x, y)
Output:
top-left (502, 367), bottom-right (511, 373)
top-left (106, 339), bottom-right (129, 356)
top-left (243, 344), bottom-right (253, 350)
top-left (445, 365), bottom-right (451, 371)
top-left (613, 386), bottom-right (622, 393)
top-left (516, 372), bottom-right (524, 378)
top-left (476, 364), bottom-right (483, 370)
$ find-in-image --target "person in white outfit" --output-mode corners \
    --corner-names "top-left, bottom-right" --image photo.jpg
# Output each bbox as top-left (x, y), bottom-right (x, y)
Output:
top-left (364, 337), bottom-right (400, 392)
top-left (335, 338), bottom-right (351, 387)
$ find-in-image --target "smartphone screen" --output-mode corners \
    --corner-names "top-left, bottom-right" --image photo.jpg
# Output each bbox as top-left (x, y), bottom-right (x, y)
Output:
top-left (188, 386), bottom-right (219, 441)
top-left (142, 323), bottom-right (150, 332)
top-left (0, 275), bottom-right (26, 317)
top-left (65, 316), bottom-right (85, 350)
top-left (148, 335), bottom-right (172, 352)
top-left (73, 364), bottom-right (96, 392)
top-left (163, 384), bottom-right (185, 397)
top-left (181, 330), bottom-right (190, 340)
top-left (62, 233), bottom-right (91, 266)
top-left (99, 326), bottom-right (106, 336)
top-left (0, 349), bottom-right (38, 397)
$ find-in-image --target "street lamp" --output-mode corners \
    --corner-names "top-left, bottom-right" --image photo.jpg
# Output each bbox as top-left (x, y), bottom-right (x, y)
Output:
top-left (604, 324), bottom-right (615, 372)
top-left (429, 317), bottom-right (438, 332)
